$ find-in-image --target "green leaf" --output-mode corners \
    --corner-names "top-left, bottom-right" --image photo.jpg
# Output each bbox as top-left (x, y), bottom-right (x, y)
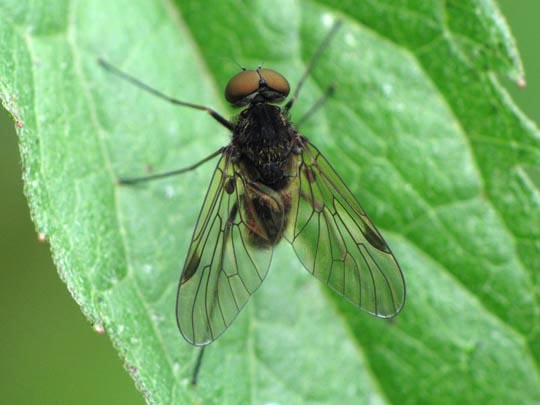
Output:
top-left (2, 0), bottom-right (539, 403)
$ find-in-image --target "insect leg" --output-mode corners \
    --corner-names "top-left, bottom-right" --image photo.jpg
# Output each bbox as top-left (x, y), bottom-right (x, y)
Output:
top-left (118, 147), bottom-right (224, 185)
top-left (98, 59), bottom-right (234, 130)
top-left (284, 20), bottom-right (342, 114)
top-left (295, 84), bottom-right (335, 129)
top-left (191, 346), bottom-right (206, 386)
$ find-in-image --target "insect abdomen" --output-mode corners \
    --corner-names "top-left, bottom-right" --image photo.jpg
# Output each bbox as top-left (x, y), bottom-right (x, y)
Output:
top-left (241, 182), bottom-right (292, 248)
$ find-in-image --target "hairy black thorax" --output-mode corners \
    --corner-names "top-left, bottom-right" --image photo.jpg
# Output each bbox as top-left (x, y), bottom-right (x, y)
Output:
top-left (231, 103), bottom-right (296, 190)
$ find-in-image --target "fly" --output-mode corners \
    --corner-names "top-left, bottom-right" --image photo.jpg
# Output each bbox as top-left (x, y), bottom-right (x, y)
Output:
top-left (99, 19), bottom-right (405, 385)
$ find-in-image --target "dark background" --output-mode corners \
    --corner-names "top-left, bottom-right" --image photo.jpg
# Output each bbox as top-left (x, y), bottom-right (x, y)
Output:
top-left (0, 1), bottom-right (537, 403)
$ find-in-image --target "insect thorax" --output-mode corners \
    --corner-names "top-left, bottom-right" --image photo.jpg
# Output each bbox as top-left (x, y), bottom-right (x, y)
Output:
top-left (232, 103), bottom-right (296, 189)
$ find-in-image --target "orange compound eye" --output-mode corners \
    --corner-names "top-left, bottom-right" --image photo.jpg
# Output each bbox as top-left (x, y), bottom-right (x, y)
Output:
top-left (224, 68), bottom-right (290, 107)
top-left (224, 70), bottom-right (260, 106)
top-left (258, 68), bottom-right (290, 98)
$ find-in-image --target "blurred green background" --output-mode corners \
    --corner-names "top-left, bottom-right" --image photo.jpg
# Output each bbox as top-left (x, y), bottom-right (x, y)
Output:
top-left (0, 1), bottom-right (538, 404)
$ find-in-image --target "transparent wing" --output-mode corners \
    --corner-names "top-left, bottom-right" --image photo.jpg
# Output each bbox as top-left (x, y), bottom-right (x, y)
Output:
top-left (176, 150), bottom-right (276, 346)
top-left (287, 138), bottom-right (405, 317)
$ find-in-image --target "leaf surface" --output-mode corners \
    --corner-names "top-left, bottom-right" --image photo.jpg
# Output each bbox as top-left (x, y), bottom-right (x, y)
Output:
top-left (1, 0), bottom-right (539, 403)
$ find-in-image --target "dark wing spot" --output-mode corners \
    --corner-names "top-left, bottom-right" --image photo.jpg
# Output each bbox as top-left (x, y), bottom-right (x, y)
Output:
top-left (181, 254), bottom-right (200, 285)
top-left (363, 225), bottom-right (390, 253)
top-left (225, 177), bottom-right (236, 194)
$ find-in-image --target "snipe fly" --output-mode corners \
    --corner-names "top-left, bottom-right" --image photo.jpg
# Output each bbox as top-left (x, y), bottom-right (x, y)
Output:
top-left (100, 20), bottom-right (405, 384)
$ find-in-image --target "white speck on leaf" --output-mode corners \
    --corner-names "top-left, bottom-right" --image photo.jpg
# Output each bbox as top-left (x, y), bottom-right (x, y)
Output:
top-left (321, 13), bottom-right (335, 28)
